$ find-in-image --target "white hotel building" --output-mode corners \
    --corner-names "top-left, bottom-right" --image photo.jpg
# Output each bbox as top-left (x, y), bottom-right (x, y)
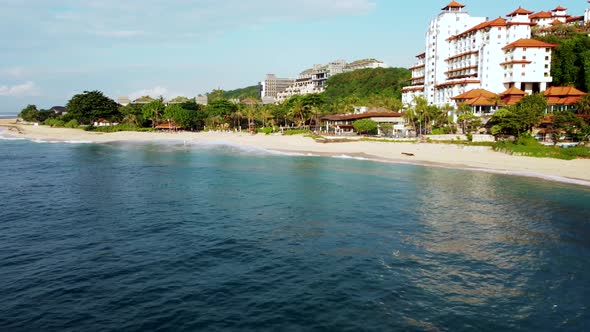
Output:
top-left (402, 1), bottom-right (562, 107)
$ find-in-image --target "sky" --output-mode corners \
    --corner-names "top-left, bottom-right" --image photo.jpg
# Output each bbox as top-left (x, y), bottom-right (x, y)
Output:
top-left (0, 0), bottom-right (587, 114)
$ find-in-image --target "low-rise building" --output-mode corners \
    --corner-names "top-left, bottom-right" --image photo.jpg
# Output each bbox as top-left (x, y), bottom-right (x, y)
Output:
top-left (321, 107), bottom-right (406, 136)
top-left (195, 95), bottom-right (208, 106)
top-left (117, 97), bottom-right (130, 106)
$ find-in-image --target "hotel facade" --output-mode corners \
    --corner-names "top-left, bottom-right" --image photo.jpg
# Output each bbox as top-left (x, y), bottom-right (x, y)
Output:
top-left (402, 2), bottom-right (587, 108)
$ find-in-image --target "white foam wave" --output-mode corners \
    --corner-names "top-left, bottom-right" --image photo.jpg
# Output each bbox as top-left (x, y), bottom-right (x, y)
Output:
top-left (30, 139), bottom-right (93, 144)
top-left (332, 155), bottom-right (370, 161)
top-left (0, 135), bottom-right (26, 141)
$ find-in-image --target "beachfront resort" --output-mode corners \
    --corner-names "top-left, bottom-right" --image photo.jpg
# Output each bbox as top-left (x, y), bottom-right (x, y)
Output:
top-left (6, 1), bottom-right (590, 155)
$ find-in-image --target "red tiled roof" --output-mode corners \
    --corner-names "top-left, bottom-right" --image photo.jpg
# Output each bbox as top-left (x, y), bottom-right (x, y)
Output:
top-left (451, 88), bottom-right (497, 100)
top-left (409, 76), bottom-right (425, 81)
top-left (500, 87), bottom-right (526, 96)
top-left (566, 16), bottom-right (584, 23)
top-left (546, 96), bottom-right (583, 105)
top-left (544, 86), bottom-right (586, 97)
top-left (502, 95), bottom-right (524, 105)
top-left (442, 1), bottom-right (465, 10)
top-left (448, 17), bottom-right (506, 41)
top-left (550, 19), bottom-right (563, 26)
top-left (416, 52), bottom-right (426, 58)
top-left (552, 6), bottom-right (567, 12)
top-left (507, 7), bottom-right (533, 17)
top-left (503, 38), bottom-right (557, 50)
top-left (463, 96), bottom-right (502, 106)
top-left (529, 11), bottom-right (552, 19)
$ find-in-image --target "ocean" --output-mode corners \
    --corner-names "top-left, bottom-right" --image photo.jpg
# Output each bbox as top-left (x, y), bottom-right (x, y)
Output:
top-left (1, 138), bottom-right (589, 331)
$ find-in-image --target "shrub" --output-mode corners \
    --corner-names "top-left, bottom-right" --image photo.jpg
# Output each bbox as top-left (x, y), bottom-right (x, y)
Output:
top-left (283, 129), bottom-right (312, 136)
top-left (431, 128), bottom-right (445, 135)
top-left (44, 118), bottom-right (65, 127)
top-left (257, 127), bottom-right (273, 135)
top-left (64, 119), bottom-right (79, 128)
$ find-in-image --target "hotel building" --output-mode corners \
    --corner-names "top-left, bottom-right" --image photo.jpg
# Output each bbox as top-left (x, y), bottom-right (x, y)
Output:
top-left (402, 2), bottom-right (566, 108)
top-left (259, 74), bottom-right (295, 104)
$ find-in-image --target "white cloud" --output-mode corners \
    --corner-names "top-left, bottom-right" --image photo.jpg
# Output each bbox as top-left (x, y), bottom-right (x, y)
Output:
top-left (128, 86), bottom-right (185, 101)
top-left (0, 81), bottom-right (38, 97)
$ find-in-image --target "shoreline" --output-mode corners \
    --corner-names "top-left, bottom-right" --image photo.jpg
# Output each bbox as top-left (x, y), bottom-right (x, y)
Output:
top-left (2, 118), bottom-right (590, 187)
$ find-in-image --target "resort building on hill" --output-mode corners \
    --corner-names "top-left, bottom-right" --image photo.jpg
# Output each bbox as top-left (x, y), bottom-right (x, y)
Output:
top-left (401, 2), bottom-right (583, 109)
top-left (260, 74), bottom-right (295, 104)
top-left (263, 59), bottom-right (389, 103)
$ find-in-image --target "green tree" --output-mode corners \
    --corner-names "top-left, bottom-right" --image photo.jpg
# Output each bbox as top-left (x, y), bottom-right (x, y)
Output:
top-left (353, 119), bottom-right (378, 135)
top-left (380, 123), bottom-right (393, 136)
top-left (457, 113), bottom-right (482, 135)
top-left (553, 110), bottom-right (584, 142)
top-left (324, 67), bottom-right (411, 101)
top-left (18, 105), bottom-right (39, 122)
top-left (65, 90), bottom-right (119, 124)
top-left (514, 93), bottom-right (548, 134)
top-left (142, 99), bottom-right (165, 128)
top-left (164, 104), bottom-right (195, 129)
top-left (120, 104), bottom-right (144, 126)
top-left (576, 94), bottom-right (590, 115)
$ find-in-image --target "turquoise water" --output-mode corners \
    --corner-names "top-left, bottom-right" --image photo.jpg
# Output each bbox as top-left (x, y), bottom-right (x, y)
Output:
top-left (1, 138), bottom-right (590, 331)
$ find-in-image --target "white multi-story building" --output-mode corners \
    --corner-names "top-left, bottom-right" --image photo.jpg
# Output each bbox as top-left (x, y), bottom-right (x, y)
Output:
top-left (402, 2), bottom-right (558, 108)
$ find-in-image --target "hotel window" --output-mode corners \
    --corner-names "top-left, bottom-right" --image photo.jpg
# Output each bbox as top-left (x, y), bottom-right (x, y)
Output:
top-left (545, 56), bottom-right (549, 61)
top-left (522, 65), bottom-right (526, 68)
top-left (545, 64), bottom-right (549, 69)
top-left (522, 56), bottom-right (526, 60)
top-left (545, 72), bottom-right (549, 77)
top-left (522, 72), bottom-right (526, 76)
top-left (546, 48), bottom-right (550, 52)
top-left (523, 48), bottom-right (527, 51)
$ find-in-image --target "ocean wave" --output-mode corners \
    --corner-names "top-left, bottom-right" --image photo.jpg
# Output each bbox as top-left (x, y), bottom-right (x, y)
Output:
top-left (0, 135), bottom-right (26, 141)
top-left (30, 139), bottom-right (93, 144)
top-left (332, 155), bottom-right (370, 161)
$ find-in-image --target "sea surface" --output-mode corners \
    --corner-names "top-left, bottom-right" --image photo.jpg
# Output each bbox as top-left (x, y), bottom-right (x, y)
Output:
top-left (1, 137), bottom-right (590, 331)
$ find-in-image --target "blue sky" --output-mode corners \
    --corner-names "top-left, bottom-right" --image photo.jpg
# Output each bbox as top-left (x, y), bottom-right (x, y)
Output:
top-left (0, 0), bottom-right (587, 114)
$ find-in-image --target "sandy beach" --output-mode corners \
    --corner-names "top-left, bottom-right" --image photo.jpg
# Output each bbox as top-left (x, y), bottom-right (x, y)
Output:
top-left (2, 118), bottom-right (590, 185)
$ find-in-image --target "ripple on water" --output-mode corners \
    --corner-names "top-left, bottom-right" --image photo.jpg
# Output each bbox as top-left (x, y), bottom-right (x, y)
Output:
top-left (0, 140), bottom-right (589, 331)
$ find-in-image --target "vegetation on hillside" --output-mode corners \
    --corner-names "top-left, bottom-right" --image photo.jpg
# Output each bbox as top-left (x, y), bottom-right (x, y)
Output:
top-left (222, 85), bottom-right (260, 100)
top-left (324, 67), bottom-right (411, 101)
top-left (536, 31), bottom-right (590, 92)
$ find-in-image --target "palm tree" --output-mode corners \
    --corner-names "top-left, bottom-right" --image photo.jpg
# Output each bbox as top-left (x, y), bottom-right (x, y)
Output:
top-left (576, 95), bottom-right (590, 115)
top-left (257, 105), bottom-right (273, 128)
top-left (288, 98), bottom-right (306, 128)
